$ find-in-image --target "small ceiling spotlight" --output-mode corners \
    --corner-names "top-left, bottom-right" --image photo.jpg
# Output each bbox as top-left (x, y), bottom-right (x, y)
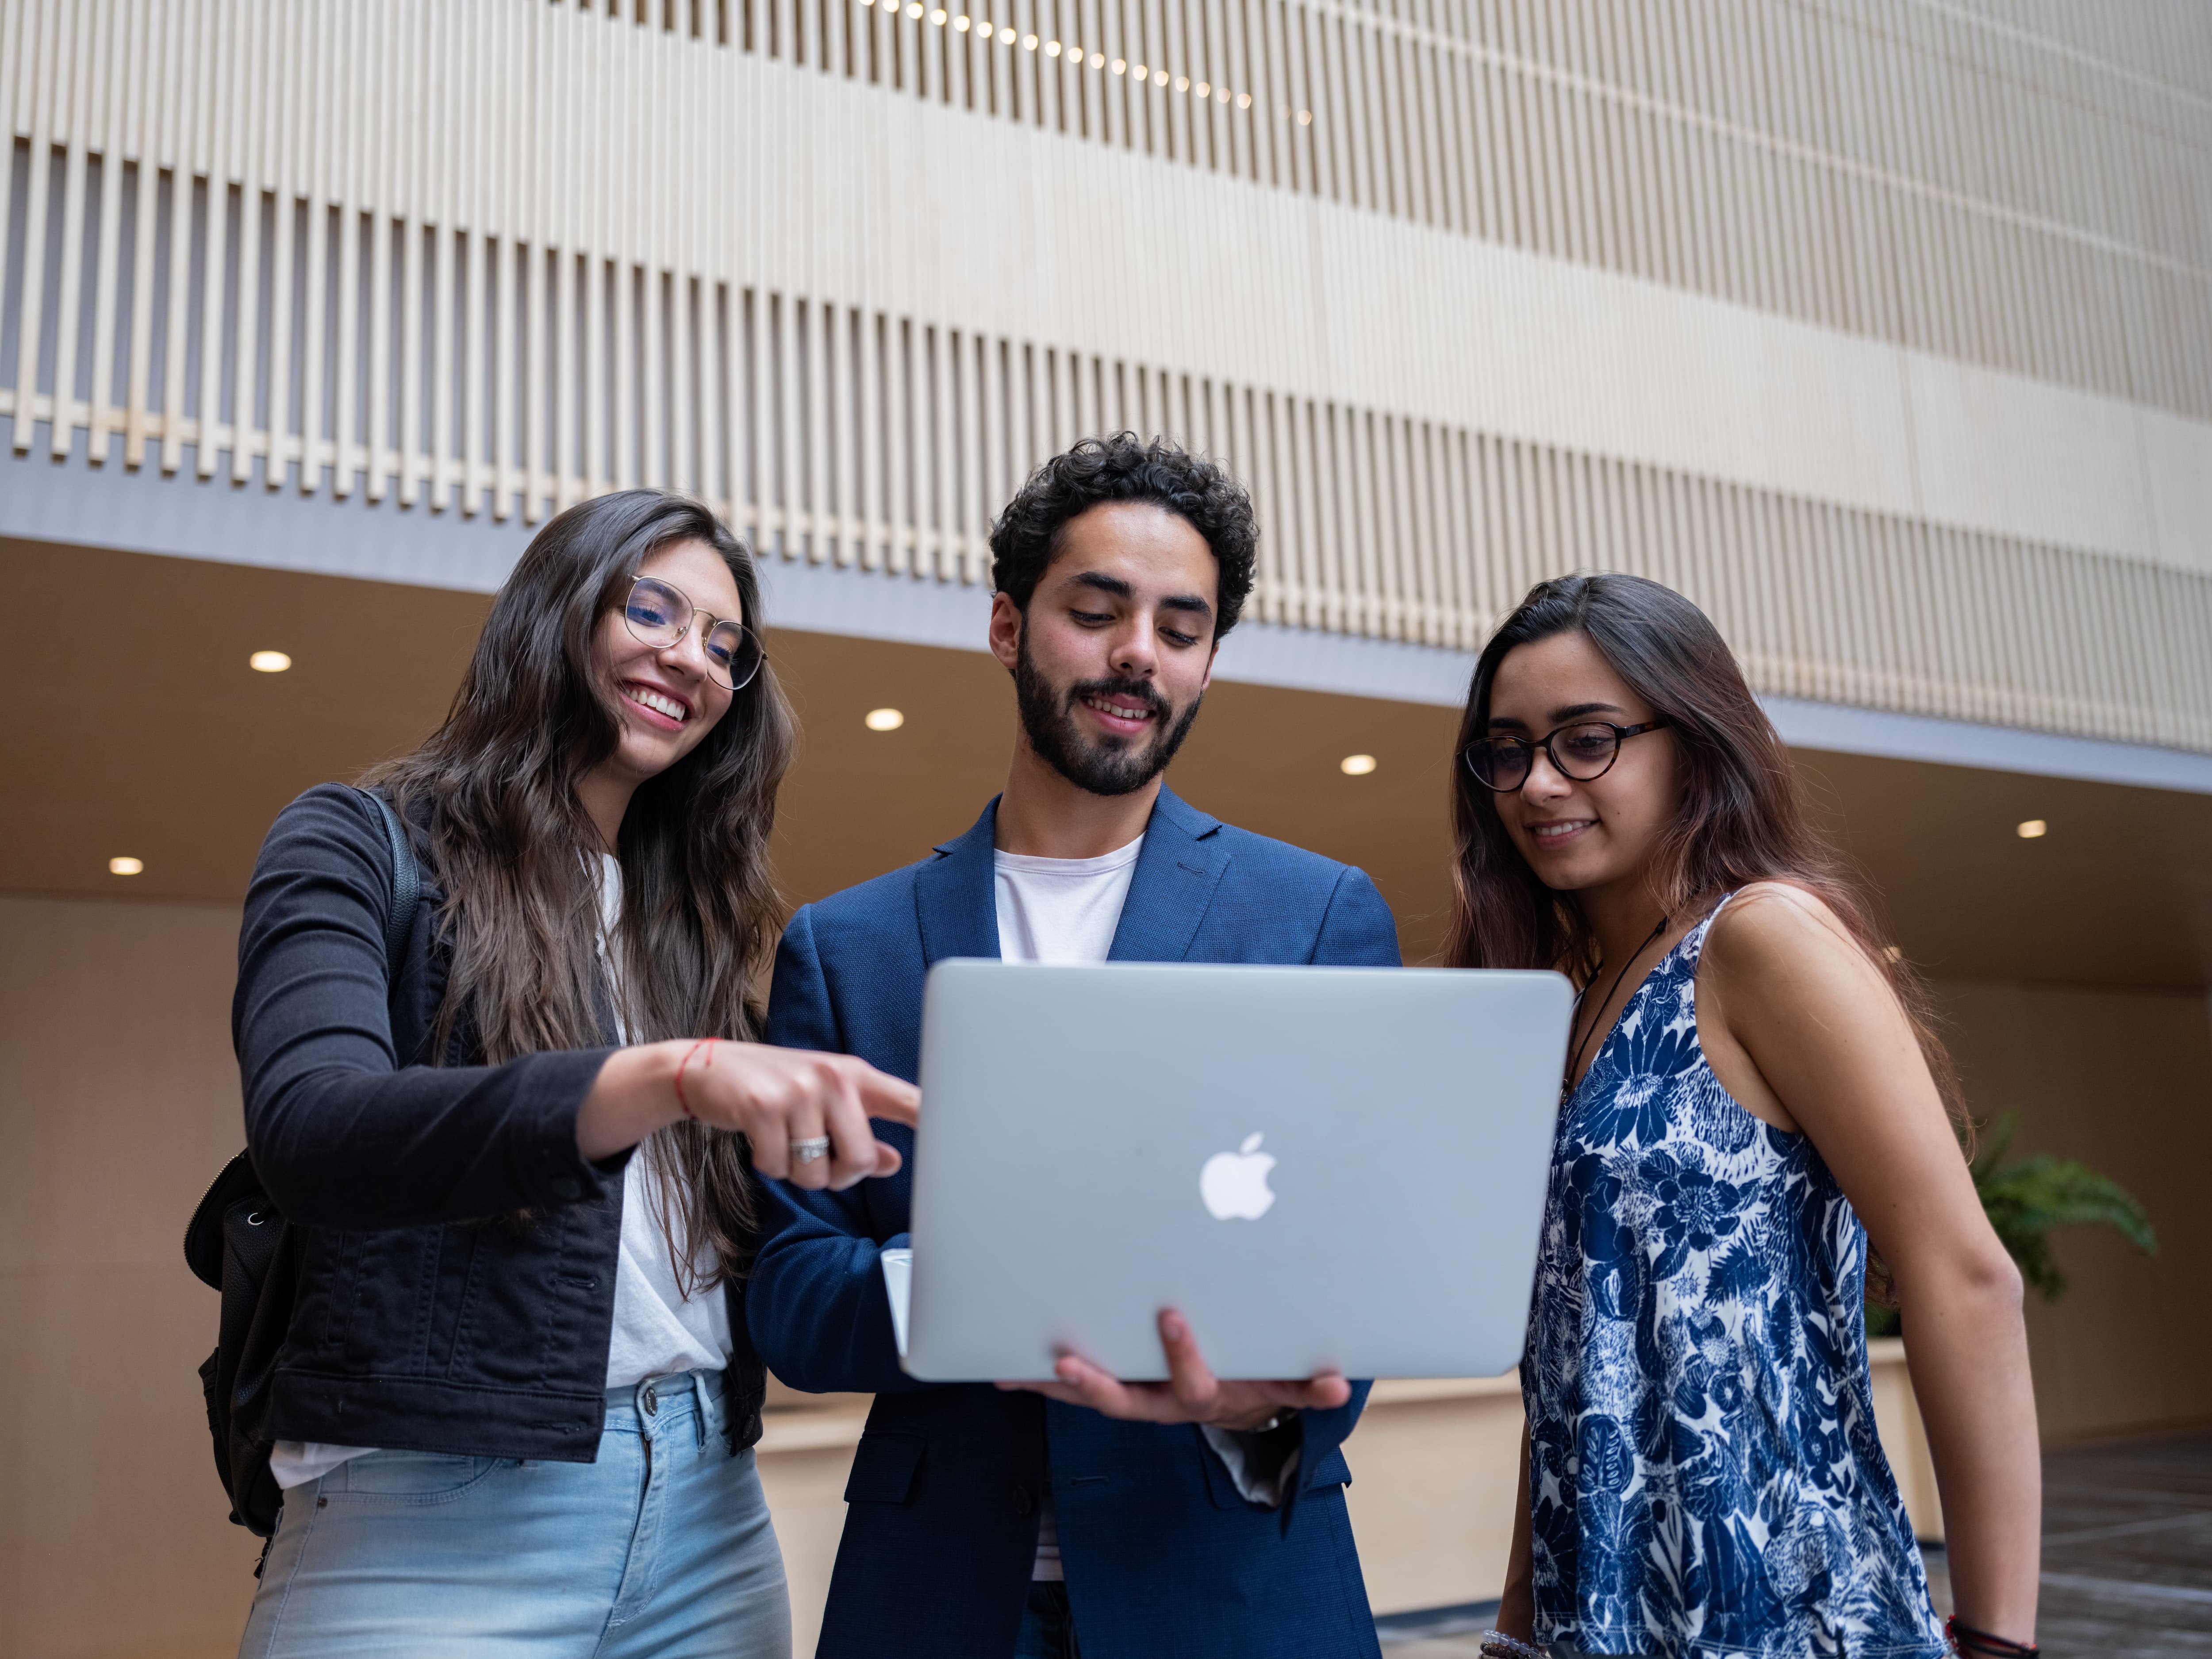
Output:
top-left (250, 650), bottom-right (292, 672)
top-left (1882, 945), bottom-right (1903, 963)
top-left (2016, 819), bottom-right (2048, 839)
top-left (1340, 753), bottom-right (1377, 776)
top-left (109, 856), bottom-right (144, 876)
top-left (865, 708), bottom-right (906, 732)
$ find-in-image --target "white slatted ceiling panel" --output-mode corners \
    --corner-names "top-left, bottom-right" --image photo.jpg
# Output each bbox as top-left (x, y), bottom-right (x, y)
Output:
top-left (687, 0), bottom-right (2212, 422)
top-left (2, 0), bottom-right (2211, 755)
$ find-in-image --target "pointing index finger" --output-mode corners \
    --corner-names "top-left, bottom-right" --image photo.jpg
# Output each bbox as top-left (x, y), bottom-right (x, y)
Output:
top-left (851, 1063), bottom-right (921, 1127)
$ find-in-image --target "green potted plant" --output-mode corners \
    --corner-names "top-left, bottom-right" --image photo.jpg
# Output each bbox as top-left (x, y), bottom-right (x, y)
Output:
top-left (1867, 1112), bottom-right (2157, 1337)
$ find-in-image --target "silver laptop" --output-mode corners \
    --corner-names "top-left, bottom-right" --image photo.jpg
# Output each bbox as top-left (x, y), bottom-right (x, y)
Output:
top-left (899, 959), bottom-right (1572, 1382)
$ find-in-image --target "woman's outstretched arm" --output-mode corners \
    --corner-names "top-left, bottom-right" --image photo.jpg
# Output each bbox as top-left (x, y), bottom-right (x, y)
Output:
top-left (1700, 884), bottom-right (2040, 1648)
top-left (240, 784), bottom-right (914, 1229)
top-left (576, 1037), bottom-right (914, 1189)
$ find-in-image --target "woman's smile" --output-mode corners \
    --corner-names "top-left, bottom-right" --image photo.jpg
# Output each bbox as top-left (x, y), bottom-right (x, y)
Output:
top-left (620, 679), bottom-right (693, 728)
top-left (1525, 817), bottom-right (1598, 848)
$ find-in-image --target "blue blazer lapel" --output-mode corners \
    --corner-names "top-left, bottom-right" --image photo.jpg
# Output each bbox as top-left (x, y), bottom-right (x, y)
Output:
top-left (1107, 785), bottom-right (1230, 964)
top-left (914, 797), bottom-right (1003, 966)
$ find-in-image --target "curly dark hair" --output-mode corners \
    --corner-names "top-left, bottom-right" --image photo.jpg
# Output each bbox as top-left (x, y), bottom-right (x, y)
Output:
top-left (988, 433), bottom-right (1259, 637)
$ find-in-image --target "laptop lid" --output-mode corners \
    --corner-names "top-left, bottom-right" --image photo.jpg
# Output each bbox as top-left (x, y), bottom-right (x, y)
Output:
top-left (903, 960), bottom-right (1571, 1382)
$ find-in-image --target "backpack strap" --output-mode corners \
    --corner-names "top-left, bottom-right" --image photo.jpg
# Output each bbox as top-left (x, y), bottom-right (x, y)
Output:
top-left (181, 788), bottom-right (428, 1535)
top-left (357, 787), bottom-right (419, 978)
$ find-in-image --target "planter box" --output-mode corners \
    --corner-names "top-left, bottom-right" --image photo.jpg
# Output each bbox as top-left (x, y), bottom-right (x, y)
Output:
top-left (757, 1341), bottom-right (1943, 1644)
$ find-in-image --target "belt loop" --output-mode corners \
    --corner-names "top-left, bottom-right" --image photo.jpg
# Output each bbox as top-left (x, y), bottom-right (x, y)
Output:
top-left (692, 1368), bottom-right (712, 1450)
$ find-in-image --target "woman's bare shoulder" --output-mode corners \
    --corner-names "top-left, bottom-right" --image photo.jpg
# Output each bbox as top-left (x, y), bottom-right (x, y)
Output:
top-left (1704, 879), bottom-right (1874, 986)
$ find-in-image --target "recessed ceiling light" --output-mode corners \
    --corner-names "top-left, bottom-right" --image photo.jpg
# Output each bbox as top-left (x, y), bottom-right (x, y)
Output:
top-left (109, 856), bottom-right (144, 875)
top-left (1882, 945), bottom-right (1903, 963)
top-left (2016, 819), bottom-right (2048, 839)
top-left (250, 650), bottom-right (292, 672)
top-left (865, 708), bottom-right (905, 732)
top-left (1340, 753), bottom-right (1377, 776)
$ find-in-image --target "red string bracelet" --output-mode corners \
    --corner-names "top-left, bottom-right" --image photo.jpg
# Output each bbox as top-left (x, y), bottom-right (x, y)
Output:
top-left (1947, 1617), bottom-right (2038, 1657)
top-left (672, 1038), bottom-right (716, 1121)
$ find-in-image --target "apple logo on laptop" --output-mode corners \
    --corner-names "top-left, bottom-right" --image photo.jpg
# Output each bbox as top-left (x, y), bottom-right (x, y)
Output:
top-left (1200, 1133), bottom-right (1277, 1221)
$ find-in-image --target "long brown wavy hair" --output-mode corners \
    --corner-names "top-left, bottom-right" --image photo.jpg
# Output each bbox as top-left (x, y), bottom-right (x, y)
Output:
top-left (364, 489), bottom-right (798, 1286)
top-left (1443, 573), bottom-right (1969, 1152)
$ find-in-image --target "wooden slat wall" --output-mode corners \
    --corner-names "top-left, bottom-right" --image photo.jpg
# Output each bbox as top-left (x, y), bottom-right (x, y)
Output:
top-left (688, 0), bottom-right (2210, 423)
top-left (1, 0), bottom-right (2209, 754)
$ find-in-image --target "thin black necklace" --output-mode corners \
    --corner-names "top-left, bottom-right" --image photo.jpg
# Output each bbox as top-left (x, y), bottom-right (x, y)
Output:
top-left (1561, 914), bottom-right (1671, 1105)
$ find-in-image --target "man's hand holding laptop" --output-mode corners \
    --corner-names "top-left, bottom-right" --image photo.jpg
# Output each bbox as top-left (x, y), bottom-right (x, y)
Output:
top-left (997, 1308), bottom-right (1352, 1429)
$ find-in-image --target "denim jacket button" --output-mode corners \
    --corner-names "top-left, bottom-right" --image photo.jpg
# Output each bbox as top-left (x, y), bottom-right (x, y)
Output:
top-left (1009, 1482), bottom-right (1033, 1516)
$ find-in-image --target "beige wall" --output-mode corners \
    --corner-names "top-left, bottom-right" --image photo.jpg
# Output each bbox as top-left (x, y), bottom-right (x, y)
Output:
top-left (1933, 979), bottom-right (2212, 1444)
top-left (0, 895), bottom-right (263, 1659)
top-left (4, 891), bottom-right (2206, 1657)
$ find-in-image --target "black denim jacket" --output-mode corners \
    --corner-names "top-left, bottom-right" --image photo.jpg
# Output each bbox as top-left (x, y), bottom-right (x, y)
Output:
top-left (233, 784), bottom-right (766, 1462)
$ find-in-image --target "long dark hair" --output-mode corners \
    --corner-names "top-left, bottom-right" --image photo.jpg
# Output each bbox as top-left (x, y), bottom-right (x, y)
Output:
top-left (365, 489), bottom-right (798, 1285)
top-left (1444, 573), bottom-right (1968, 1148)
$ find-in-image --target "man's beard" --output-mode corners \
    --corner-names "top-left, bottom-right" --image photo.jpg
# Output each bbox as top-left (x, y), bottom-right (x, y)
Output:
top-left (1014, 633), bottom-right (1204, 798)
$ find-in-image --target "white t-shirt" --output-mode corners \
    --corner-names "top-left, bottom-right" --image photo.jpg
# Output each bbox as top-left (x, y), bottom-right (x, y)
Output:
top-left (991, 834), bottom-right (1144, 1578)
top-left (993, 837), bottom-right (1144, 967)
top-left (988, 830), bottom-right (1294, 1564)
top-left (592, 856), bottom-right (732, 1390)
top-left (268, 855), bottom-right (730, 1490)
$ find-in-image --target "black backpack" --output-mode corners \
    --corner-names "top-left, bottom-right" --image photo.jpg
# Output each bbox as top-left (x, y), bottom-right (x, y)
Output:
top-left (184, 788), bottom-right (419, 1538)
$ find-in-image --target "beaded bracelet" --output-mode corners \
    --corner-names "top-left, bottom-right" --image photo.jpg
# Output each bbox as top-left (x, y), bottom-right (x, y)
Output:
top-left (1947, 1616), bottom-right (2039, 1658)
top-left (1478, 1634), bottom-right (1547, 1659)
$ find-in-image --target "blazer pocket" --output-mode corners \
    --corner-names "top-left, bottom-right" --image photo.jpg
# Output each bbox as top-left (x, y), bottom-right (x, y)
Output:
top-left (844, 1432), bottom-right (926, 1504)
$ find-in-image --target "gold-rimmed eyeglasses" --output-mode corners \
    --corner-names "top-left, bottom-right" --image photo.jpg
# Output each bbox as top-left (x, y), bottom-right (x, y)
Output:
top-left (621, 576), bottom-right (765, 692)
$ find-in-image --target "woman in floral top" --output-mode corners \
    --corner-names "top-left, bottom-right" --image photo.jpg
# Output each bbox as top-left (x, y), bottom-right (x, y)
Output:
top-left (1445, 575), bottom-right (2040, 1659)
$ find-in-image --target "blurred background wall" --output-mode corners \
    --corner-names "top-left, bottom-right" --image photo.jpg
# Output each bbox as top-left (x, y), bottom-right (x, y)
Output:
top-left (3, 0), bottom-right (2209, 1654)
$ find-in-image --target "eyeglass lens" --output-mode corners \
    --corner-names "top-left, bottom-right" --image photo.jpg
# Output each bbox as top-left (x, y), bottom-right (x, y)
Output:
top-left (624, 577), bottom-right (763, 691)
top-left (1466, 723), bottom-right (1624, 790)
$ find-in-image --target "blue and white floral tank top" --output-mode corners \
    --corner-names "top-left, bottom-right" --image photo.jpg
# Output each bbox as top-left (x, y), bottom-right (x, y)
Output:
top-left (1523, 898), bottom-right (1945, 1659)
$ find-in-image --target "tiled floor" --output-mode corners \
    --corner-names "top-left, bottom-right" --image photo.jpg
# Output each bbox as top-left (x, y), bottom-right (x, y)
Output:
top-left (2035, 1432), bottom-right (2212, 1658)
top-left (1376, 1432), bottom-right (2212, 1658)
top-left (1382, 1634), bottom-right (1501, 1659)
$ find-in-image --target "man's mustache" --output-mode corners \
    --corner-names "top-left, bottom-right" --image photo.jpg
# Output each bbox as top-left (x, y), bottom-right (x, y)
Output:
top-left (1065, 678), bottom-right (1167, 716)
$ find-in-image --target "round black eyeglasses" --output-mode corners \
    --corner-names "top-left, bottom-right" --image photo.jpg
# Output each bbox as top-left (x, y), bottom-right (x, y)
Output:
top-left (1463, 718), bottom-right (1669, 793)
top-left (622, 576), bottom-right (765, 692)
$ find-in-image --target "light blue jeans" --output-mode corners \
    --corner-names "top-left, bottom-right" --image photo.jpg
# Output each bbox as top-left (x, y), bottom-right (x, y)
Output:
top-left (238, 1371), bottom-right (789, 1659)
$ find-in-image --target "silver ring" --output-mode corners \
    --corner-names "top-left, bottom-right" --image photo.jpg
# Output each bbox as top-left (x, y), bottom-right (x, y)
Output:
top-left (788, 1136), bottom-right (832, 1164)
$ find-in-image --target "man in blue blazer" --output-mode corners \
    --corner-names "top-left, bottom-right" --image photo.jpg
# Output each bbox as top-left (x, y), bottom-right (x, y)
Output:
top-left (749, 434), bottom-right (1401, 1659)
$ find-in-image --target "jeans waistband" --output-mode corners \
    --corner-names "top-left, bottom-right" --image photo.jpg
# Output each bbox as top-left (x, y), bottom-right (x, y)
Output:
top-left (602, 1369), bottom-right (728, 1446)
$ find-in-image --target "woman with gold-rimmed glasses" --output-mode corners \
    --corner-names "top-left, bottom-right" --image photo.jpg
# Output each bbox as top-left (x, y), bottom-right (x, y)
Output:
top-left (230, 489), bottom-right (918, 1658)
